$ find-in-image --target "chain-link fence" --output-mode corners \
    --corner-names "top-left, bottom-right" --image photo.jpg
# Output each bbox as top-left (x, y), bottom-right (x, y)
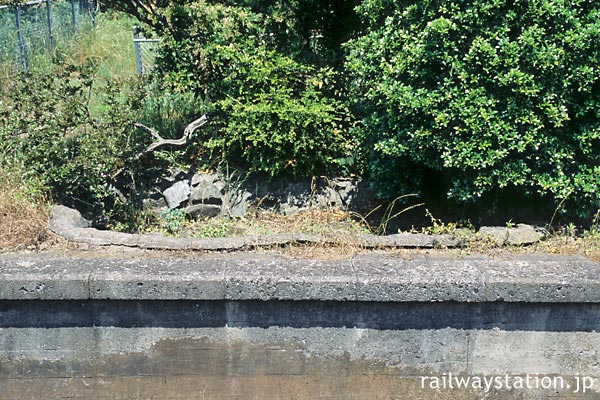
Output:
top-left (132, 25), bottom-right (159, 75)
top-left (0, 0), bottom-right (96, 72)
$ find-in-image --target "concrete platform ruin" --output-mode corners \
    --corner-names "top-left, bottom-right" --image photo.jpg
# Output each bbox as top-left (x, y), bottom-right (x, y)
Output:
top-left (1, 251), bottom-right (600, 399)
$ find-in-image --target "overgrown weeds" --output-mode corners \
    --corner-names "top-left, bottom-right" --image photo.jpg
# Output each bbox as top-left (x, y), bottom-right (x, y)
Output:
top-left (0, 167), bottom-right (49, 252)
top-left (181, 208), bottom-right (369, 239)
top-left (531, 212), bottom-right (600, 261)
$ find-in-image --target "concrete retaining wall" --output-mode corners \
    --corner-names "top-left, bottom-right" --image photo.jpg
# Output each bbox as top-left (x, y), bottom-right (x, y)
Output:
top-left (1, 253), bottom-right (600, 399)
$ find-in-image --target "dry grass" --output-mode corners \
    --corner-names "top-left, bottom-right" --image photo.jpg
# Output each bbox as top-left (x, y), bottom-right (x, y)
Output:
top-left (272, 241), bottom-right (370, 260)
top-left (178, 208), bottom-right (371, 259)
top-left (178, 207), bottom-right (600, 260)
top-left (0, 168), bottom-right (50, 252)
top-left (527, 233), bottom-right (600, 261)
top-left (243, 208), bottom-right (369, 236)
top-left (183, 208), bottom-right (369, 239)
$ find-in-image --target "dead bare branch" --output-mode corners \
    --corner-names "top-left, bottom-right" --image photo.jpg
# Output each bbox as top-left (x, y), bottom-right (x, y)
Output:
top-left (135, 114), bottom-right (209, 159)
top-left (134, 122), bottom-right (162, 141)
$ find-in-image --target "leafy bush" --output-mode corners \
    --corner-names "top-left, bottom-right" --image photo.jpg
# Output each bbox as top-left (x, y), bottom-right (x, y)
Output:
top-left (154, 0), bottom-right (356, 177)
top-left (346, 0), bottom-right (600, 215)
top-left (0, 62), bottom-right (146, 216)
top-left (138, 80), bottom-right (205, 140)
top-left (215, 0), bottom-right (359, 66)
top-left (213, 49), bottom-right (354, 177)
top-left (0, 60), bottom-right (222, 227)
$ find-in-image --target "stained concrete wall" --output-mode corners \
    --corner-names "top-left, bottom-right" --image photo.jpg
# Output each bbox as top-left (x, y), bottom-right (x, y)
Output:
top-left (1, 253), bottom-right (600, 399)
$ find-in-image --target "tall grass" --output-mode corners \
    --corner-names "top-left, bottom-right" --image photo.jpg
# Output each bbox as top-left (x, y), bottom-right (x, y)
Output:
top-left (60, 12), bottom-right (138, 80)
top-left (59, 12), bottom-right (141, 118)
top-left (0, 8), bottom-right (137, 86)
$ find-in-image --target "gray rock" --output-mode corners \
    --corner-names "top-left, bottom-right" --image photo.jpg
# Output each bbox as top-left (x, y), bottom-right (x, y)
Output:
top-left (191, 172), bottom-right (217, 187)
top-left (354, 232), bottom-right (462, 248)
top-left (322, 187), bottom-right (343, 208)
top-left (479, 226), bottom-right (509, 244)
top-left (332, 178), bottom-right (356, 204)
top-left (49, 205), bottom-right (90, 230)
top-left (223, 190), bottom-right (252, 218)
top-left (506, 223), bottom-right (545, 245)
top-left (184, 204), bottom-right (221, 219)
top-left (189, 173), bottom-right (224, 206)
top-left (160, 169), bottom-right (188, 187)
top-left (142, 192), bottom-right (168, 214)
top-left (479, 224), bottom-right (544, 246)
top-left (163, 180), bottom-right (191, 209)
top-left (146, 172), bottom-right (375, 220)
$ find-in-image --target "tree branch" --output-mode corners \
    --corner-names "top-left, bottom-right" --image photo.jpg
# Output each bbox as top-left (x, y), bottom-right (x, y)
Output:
top-left (135, 114), bottom-right (210, 159)
top-left (103, 0), bottom-right (167, 31)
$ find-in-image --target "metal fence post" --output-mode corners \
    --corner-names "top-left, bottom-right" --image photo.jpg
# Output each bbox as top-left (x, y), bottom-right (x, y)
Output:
top-left (45, 0), bottom-right (53, 40)
top-left (14, 5), bottom-right (27, 71)
top-left (90, 0), bottom-right (96, 27)
top-left (70, 0), bottom-right (76, 28)
top-left (133, 26), bottom-right (143, 75)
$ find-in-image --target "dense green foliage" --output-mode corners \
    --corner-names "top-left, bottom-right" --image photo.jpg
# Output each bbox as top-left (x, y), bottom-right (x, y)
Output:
top-left (0, 63), bottom-right (137, 210)
top-left (2, 0), bottom-right (600, 227)
top-left (216, 0), bottom-right (358, 65)
top-left (154, 0), bottom-right (356, 177)
top-left (346, 0), bottom-right (600, 215)
top-left (0, 61), bottom-right (196, 223)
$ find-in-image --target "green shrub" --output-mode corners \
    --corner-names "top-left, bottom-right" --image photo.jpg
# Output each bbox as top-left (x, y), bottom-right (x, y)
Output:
top-left (346, 0), bottom-right (600, 215)
top-left (212, 49), bottom-right (354, 177)
top-left (0, 62), bottom-right (145, 215)
top-left (135, 79), bottom-right (210, 168)
top-left (138, 80), bottom-right (205, 140)
top-left (215, 0), bottom-right (359, 66)
top-left (154, 0), bottom-right (356, 177)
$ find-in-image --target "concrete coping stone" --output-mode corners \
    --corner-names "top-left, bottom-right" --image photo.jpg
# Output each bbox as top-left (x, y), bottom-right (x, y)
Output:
top-left (48, 205), bottom-right (544, 251)
top-left (0, 252), bottom-right (599, 303)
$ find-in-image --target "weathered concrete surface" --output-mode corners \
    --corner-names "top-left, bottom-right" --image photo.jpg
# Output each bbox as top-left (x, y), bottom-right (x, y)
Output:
top-left (49, 205), bottom-right (489, 250)
top-left (0, 252), bottom-right (599, 302)
top-left (1, 252), bottom-right (600, 399)
top-left (479, 224), bottom-right (545, 246)
top-left (1, 325), bottom-right (600, 399)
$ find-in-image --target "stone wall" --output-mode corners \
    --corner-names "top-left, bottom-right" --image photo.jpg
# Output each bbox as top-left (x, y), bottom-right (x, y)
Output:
top-left (142, 169), bottom-right (374, 218)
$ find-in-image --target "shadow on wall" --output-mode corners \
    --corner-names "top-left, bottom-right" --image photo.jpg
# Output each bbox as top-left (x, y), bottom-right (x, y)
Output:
top-left (0, 300), bottom-right (598, 332)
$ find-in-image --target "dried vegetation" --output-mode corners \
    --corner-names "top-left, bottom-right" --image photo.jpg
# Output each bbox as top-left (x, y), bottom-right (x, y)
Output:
top-left (0, 168), bottom-right (49, 252)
